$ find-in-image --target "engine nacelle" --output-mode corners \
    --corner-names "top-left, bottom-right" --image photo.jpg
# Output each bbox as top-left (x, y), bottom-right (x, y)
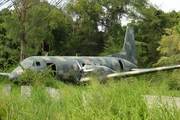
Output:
top-left (119, 59), bottom-right (137, 71)
top-left (83, 65), bottom-right (116, 75)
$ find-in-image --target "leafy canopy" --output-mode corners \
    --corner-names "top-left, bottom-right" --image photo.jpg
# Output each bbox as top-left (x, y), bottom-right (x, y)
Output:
top-left (156, 24), bottom-right (180, 66)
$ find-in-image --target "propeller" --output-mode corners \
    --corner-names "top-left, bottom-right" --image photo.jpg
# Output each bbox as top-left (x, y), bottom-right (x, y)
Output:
top-left (76, 60), bottom-right (83, 73)
top-left (76, 60), bottom-right (93, 72)
top-left (75, 60), bottom-right (93, 81)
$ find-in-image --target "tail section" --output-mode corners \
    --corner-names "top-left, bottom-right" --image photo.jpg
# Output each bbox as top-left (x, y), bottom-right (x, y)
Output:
top-left (109, 26), bottom-right (138, 66)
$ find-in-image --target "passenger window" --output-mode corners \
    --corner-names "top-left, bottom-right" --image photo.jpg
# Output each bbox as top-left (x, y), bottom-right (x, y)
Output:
top-left (36, 62), bottom-right (41, 66)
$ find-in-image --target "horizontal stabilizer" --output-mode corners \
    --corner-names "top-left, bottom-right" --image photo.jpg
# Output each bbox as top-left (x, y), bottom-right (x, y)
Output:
top-left (107, 65), bottom-right (180, 78)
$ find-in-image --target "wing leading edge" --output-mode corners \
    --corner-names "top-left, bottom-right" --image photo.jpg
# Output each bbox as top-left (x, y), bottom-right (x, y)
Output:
top-left (107, 65), bottom-right (180, 78)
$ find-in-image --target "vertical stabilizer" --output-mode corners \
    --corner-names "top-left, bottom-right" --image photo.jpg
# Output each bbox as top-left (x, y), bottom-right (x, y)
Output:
top-left (109, 27), bottom-right (138, 66)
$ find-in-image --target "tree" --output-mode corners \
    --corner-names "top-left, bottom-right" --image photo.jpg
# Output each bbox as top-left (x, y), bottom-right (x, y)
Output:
top-left (156, 26), bottom-right (180, 66)
top-left (66, 0), bottom-right (148, 56)
top-left (128, 5), bottom-right (180, 67)
top-left (3, 0), bottom-right (69, 60)
top-left (66, 0), bottom-right (105, 55)
top-left (44, 7), bottom-right (73, 56)
top-left (12, 0), bottom-right (43, 60)
top-left (0, 9), bottom-right (19, 70)
top-left (2, 0), bottom-right (44, 61)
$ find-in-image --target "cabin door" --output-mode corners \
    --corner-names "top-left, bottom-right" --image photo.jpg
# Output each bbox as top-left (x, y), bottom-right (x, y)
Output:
top-left (46, 63), bottom-right (57, 77)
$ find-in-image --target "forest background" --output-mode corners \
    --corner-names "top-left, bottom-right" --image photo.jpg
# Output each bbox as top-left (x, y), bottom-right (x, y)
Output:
top-left (0, 0), bottom-right (180, 71)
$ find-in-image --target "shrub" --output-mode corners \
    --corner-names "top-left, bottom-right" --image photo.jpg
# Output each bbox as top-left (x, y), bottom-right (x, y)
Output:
top-left (13, 68), bottom-right (59, 88)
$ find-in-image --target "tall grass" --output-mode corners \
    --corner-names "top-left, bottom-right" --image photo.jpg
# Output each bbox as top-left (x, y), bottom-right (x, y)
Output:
top-left (1, 70), bottom-right (180, 119)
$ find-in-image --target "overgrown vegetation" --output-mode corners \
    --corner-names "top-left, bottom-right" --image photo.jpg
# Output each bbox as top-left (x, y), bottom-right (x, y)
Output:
top-left (1, 70), bottom-right (180, 119)
top-left (12, 68), bottom-right (59, 88)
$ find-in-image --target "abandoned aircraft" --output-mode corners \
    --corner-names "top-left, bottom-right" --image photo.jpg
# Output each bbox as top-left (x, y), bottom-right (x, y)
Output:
top-left (1, 26), bottom-right (180, 83)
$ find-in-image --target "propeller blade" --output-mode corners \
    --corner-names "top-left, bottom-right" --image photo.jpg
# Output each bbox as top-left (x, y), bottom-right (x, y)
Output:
top-left (76, 60), bottom-right (82, 71)
top-left (83, 69), bottom-right (93, 72)
top-left (75, 60), bottom-right (83, 80)
top-left (76, 60), bottom-right (93, 72)
top-left (75, 60), bottom-right (94, 81)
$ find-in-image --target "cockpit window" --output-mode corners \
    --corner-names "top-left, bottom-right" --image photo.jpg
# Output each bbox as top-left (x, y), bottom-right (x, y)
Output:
top-left (32, 61), bottom-right (41, 67)
top-left (20, 59), bottom-right (41, 68)
top-left (20, 60), bottom-right (33, 68)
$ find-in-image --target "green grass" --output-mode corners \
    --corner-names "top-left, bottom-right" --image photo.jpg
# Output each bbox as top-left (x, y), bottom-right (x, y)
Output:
top-left (1, 70), bottom-right (180, 119)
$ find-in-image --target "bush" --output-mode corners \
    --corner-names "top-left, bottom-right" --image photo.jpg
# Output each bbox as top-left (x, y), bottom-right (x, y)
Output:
top-left (13, 68), bottom-right (59, 88)
top-left (166, 70), bottom-right (180, 90)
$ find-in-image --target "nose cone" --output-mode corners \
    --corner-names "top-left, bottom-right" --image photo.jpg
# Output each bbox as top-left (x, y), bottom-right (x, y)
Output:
top-left (9, 66), bottom-right (24, 80)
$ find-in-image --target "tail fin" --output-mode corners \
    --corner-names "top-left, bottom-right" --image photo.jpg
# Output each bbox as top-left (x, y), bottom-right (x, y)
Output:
top-left (109, 26), bottom-right (138, 66)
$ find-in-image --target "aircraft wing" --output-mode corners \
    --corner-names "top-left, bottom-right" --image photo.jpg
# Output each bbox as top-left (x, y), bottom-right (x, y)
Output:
top-left (79, 65), bottom-right (180, 82)
top-left (107, 65), bottom-right (180, 78)
top-left (0, 72), bottom-right (10, 76)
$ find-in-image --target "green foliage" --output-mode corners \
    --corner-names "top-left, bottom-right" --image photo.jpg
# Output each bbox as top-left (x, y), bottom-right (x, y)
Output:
top-left (0, 85), bottom-right (62, 119)
top-left (166, 70), bottom-right (180, 90)
top-left (1, 73), bottom-right (180, 119)
top-left (13, 68), bottom-right (59, 88)
top-left (0, 9), bottom-right (19, 70)
top-left (99, 35), bottom-right (123, 56)
top-left (1, 1), bottom-right (73, 60)
top-left (43, 7), bottom-right (73, 56)
top-left (66, 0), bottom-right (105, 55)
top-left (135, 41), bottom-right (148, 67)
top-left (66, 0), bottom-right (148, 56)
top-left (156, 27), bottom-right (180, 66)
top-left (129, 6), bottom-right (180, 67)
top-left (99, 25), bottom-right (125, 56)
top-left (0, 106), bottom-right (4, 118)
top-left (176, 21), bottom-right (180, 35)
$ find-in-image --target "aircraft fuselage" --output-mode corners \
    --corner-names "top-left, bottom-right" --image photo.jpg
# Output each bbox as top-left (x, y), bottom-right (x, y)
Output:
top-left (9, 56), bottom-right (137, 82)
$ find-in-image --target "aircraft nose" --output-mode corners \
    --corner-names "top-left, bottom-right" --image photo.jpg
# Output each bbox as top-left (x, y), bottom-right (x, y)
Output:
top-left (9, 73), bottom-right (17, 80)
top-left (9, 66), bottom-right (24, 80)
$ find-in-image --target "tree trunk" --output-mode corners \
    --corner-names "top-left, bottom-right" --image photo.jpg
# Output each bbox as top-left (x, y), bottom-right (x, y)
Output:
top-left (20, 33), bottom-right (25, 61)
top-left (20, 0), bottom-right (27, 61)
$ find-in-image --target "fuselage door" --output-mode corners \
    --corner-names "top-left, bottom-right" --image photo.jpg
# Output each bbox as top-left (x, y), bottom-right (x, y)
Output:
top-left (46, 63), bottom-right (57, 77)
